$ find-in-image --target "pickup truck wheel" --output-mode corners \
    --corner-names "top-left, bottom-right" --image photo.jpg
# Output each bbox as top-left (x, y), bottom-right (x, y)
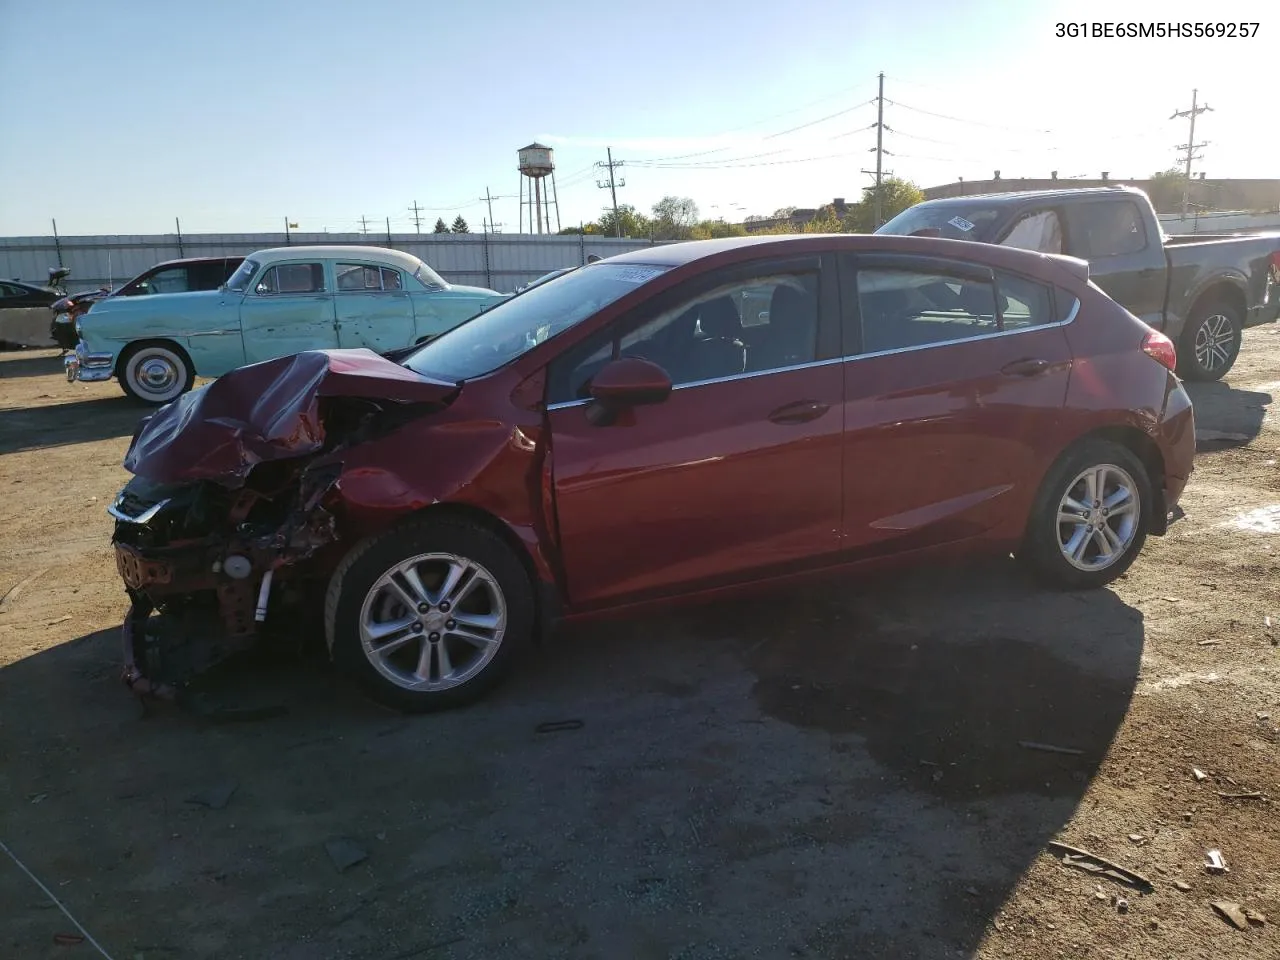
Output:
top-left (325, 517), bottom-right (535, 713)
top-left (1022, 440), bottom-right (1151, 590)
top-left (1178, 300), bottom-right (1242, 381)
top-left (119, 342), bottom-right (195, 405)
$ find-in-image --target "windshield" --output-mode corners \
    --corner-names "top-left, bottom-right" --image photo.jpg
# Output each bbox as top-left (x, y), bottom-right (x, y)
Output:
top-left (225, 258), bottom-right (259, 292)
top-left (404, 261), bottom-right (670, 382)
top-left (414, 261), bottom-right (447, 290)
top-left (877, 204), bottom-right (1003, 241)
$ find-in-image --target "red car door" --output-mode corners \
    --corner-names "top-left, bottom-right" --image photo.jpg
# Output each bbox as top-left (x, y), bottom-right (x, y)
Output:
top-left (545, 253), bottom-right (845, 610)
top-left (837, 252), bottom-right (1075, 555)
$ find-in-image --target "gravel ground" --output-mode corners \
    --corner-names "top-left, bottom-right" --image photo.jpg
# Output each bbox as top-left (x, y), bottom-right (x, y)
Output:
top-left (0, 334), bottom-right (1276, 960)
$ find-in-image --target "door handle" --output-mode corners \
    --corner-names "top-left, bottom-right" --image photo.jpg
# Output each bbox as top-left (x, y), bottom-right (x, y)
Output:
top-left (1000, 358), bottom-right (1051, 377)
top-left (768, 400), bottom-right (829, 424)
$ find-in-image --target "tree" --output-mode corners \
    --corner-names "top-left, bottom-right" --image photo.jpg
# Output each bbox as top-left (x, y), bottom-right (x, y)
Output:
top-left (843, 177), bottom-right (926, 232)
top-left (690, 219), bottom-right (748, 240)
top-left (650, 196), bottom-right (700, 240)
top-left (1146, 167), bottom-right (1187, 214)
top-left (432, 218), bottom-right (449, 233)
top-left (450, 215), bottom-right (470, 234)
top-left (596, 204), bottom-right (650, 238)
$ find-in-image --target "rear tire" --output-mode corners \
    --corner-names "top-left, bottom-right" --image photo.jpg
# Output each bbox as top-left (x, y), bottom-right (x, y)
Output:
top-left (325, 516), bottom-right (534, 713)
top-left (1022, 440), bottom-right (1151, 590)
top-left (118, 341), bottom-right (195, 405)
top-left (1177, 298), bottom-right (1242, 381)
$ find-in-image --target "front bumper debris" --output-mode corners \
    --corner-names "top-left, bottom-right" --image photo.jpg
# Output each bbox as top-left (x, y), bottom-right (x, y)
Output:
top-left (66, 343), bottom-right (114, 382)
top-left (110, 468), bottom-right (341, 701)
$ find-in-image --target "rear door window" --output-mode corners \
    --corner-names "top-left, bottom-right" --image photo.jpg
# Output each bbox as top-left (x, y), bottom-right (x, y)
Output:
top-left (855, 266), bottom-right (999, 353)
top-left (1065, 201), bottom-right (1147, 258)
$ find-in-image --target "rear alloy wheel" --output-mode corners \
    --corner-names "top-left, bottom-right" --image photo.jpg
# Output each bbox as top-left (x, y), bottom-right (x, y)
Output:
top-left (1178, 300), bottom-right (1242, 381)
top-left (326, 518), bottom-right (534, 712)
top-left (1023, 440), bottom-right (1151, 589)
top-left (119, 342), bottom-right (194, 405)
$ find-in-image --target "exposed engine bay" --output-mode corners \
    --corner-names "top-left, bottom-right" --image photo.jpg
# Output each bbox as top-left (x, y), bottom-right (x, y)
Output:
top-left (109, 349), bottom-right (459, 701)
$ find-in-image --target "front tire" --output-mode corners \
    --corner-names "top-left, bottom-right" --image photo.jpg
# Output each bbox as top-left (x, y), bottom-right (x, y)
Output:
top-left (118, 341), bottom-right (195, 405)
top-left (1177, 299), bottom-right (1242, 381)
top-left (325, 517), bottom-right (534, 713)
top-left (1022, 440), bottom-right (1151, 590)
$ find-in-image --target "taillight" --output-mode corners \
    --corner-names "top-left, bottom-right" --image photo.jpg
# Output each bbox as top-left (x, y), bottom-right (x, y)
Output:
top-left (1270, 251), bottom-right (1280, 276)
top-left (1142, 329), bottom-right (1177, 371)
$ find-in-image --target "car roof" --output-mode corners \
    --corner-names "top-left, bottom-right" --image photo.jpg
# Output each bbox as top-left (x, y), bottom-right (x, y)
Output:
top-left (909, 185), bottom-right (1148, 208)
top-left (248, 245), bottom-right (424, 272)
top-left (600, 233), bottom-right (1088, 279)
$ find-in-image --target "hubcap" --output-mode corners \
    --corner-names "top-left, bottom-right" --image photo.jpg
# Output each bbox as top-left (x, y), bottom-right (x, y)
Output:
top-left (1194, 314), bottom-right (1235, 371)
top-left (1056, 464), bottom-right (1140, 572)
top-left (135, 354), bottom-right (178, 394)
top-left (358, 553), bottom-right (506, 692)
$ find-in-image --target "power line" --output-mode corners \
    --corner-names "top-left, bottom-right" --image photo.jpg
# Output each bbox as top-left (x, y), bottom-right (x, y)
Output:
top-left (407, 200), bottom-right (424, 233)
top-left (885, 98), bottom-right (1053, 135)
top-left (1171, 88), bottom-right (1212, 221)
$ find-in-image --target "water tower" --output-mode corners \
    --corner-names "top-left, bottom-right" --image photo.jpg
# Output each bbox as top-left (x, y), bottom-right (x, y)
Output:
top-left (518, 142), bottom-right (560, 234)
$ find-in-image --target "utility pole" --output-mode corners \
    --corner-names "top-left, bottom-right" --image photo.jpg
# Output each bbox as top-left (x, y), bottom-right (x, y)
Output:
top-left (596, 147), bottom-right (625, 237)
top-left (872, 71), bottom-right (886, 226)
top-left (482, 187), bottom-right (497, 231)
top-left (359, 215), bottom-right (369, 236)
top-left (1171, 89), bottom-right (1212, 221)
top-left (408, 200), bottom-right (424, 233)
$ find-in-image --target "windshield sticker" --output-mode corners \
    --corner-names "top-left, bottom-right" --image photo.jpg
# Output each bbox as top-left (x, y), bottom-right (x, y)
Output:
top-left (611, 266), bottom-right (666, 284)
top-left (947, 216), bottom-right (975, 232)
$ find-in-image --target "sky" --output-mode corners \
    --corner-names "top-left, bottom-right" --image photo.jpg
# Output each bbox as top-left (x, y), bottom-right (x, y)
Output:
top-left (0, 0), bottom-right (1274, 237)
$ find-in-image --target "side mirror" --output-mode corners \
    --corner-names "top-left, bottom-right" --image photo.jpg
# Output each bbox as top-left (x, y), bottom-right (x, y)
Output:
top-left (588, 357), bottom-right (672, 408)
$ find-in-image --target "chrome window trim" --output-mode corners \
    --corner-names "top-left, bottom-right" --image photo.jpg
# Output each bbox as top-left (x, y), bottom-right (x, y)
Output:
top-left (543, 293), bottom-right (1079, 412)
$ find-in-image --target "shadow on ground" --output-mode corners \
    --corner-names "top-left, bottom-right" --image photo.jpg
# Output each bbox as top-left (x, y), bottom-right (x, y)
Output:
top-left (0, 396), bottom-right (143, 455)
top-left (0, 351), bottom-right (68, 380)
top-left (1185, 380), bottom-right (1271, 452)
top-left (0, 561), bottom-right (1143, 960)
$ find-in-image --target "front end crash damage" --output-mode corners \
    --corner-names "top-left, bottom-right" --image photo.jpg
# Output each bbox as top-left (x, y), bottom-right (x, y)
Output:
top-left (110, 349), bottom-right (459, 700)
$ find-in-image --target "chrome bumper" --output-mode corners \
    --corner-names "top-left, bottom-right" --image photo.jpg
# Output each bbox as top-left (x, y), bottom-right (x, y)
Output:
top-left (65, 344), bottom-right (115, 383)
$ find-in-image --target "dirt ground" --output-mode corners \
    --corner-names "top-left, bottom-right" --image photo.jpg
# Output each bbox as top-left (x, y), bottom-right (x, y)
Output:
top-left (0, 334), bottom-right (1276, 960)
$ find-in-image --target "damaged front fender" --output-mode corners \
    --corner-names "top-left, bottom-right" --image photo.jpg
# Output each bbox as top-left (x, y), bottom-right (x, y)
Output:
top-left (111, 348), bottom-right (461, 699)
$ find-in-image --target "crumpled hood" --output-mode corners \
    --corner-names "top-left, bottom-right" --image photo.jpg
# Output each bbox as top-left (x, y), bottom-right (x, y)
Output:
top-left (122, 348), bottom-right (459, 486)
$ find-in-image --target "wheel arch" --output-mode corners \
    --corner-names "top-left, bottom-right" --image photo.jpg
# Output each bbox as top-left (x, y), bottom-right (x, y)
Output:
top-left (401, 500), bottom-right (561, 641)
top-left (1187, 279), bottom-right (1247, 324)
top-left (1055, 424), bottom-right (1168, 535)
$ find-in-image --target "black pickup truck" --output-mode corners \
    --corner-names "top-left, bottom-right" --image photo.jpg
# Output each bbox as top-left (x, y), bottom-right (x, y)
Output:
top-left (877, 186), bottom-right (1280, 380)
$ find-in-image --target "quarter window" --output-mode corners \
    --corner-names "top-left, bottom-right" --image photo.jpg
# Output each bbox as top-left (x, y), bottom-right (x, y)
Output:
top-left (1066, 201), bottom-right (1146, 258)
top-left (856, 268), bottom-right (999, 353)
top-left (995, 271), bottom-right (1056, 330)
top-left (256, 263), bottom-right (325, 295)
top-left (381, 267), bottom-right (403, 290)
top-left (548, 270), bottom-right (820, 403)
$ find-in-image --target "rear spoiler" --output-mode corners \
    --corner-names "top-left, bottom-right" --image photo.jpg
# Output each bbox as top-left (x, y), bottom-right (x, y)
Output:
top-left (1040, 252), bottom-right (1090, 284)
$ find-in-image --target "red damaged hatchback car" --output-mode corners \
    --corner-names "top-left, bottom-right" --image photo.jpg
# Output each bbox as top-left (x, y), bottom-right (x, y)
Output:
top-left (108, 234), bottom-right (1195, 712)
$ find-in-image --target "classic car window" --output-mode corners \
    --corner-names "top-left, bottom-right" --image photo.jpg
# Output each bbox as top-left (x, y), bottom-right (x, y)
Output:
top-left (1000, 210), bottom-right (1063, 254)
top-left (256, 263), bottom-right (325, 295)
top-left (226, 259), bottom-right (259, 292)
top-left (382, 267), bottom-right (403, 290)
top-left (336, 263), bottom-right (383, 291)
top-left (412, 261), bottom-right (447, 290)
top-left (995, 270), bottom-right (1055, 330)
top-left (1065, 201), bottom-right (1146, 258)
top-left (856, 267), bottom-right (999, 353)
top-left (548, 270), bottom-right (820, 402)
top-left (404, 262), bottom-right (670, 383)
top-left (140, 267), bottom-right (190, 295)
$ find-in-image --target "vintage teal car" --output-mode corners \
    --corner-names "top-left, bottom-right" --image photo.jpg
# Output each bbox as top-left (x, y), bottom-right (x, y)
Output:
top-left (66, 245), bottom-right (504, 404)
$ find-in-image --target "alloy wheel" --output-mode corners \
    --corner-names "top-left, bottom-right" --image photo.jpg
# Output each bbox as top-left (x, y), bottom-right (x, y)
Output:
top-left (1056, 464), bottom-right (1141, 572)
top-left (1194, 313), bottom-right (1235, 372)
top-left (358, 553), bottom-right (507, 691)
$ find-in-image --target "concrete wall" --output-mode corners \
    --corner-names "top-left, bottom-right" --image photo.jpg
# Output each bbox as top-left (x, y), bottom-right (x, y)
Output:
top-left (0, 233), bottom-right (663, 296)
